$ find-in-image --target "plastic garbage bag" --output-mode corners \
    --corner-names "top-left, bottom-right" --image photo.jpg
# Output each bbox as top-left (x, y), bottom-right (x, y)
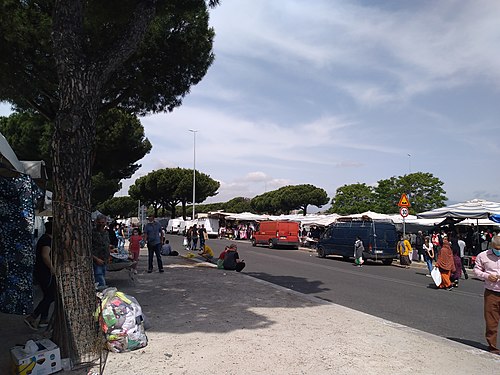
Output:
top-left (96, 287), bottom-right (148, 353)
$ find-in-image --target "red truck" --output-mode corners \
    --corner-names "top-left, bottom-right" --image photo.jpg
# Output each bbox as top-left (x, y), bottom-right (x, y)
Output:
top-left (251, 220), bottom-right (300, 249)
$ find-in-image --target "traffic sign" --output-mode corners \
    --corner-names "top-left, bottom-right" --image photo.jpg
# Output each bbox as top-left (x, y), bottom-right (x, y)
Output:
top-left (400, 207), bottom-right (409, 217)
top-left (398, 193), bottom-right (410, 207)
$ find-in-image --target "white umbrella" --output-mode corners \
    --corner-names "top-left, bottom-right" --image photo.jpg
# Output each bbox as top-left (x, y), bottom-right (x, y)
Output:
top-left (417, 199), bottom-right (500, 219)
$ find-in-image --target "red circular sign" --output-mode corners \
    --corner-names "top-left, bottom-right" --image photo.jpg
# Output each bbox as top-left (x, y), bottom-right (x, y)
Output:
top-left (400, 207), bottom-right (409, 217)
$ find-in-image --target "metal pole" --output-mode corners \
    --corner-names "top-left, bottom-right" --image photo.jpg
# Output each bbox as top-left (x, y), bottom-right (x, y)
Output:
top-left (189, 129), bottom-right (198, 220)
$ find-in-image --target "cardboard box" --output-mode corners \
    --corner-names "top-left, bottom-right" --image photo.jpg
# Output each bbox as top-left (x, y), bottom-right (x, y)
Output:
top-left (11, 339), bottom-right (62, 375)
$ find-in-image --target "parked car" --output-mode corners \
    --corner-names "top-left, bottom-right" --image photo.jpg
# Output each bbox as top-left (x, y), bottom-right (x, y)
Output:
top-left (252, 220), bottom-right (300, 249)
top-left (316, 218), bottom-right (398, 265)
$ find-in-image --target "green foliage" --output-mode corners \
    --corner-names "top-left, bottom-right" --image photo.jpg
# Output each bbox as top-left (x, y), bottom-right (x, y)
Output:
top-left (91, 172), bottom-right (122, 208)
top-left (129, 167), bottom-right (220, 219)
top-left (0, 0), bottom-right (216, 119)
top-left (224, 197), bottom-right (253, 213)
top-left (328, 173), bottom-right (447, 215)
top-left (0, 112), bottom-right (52, 174)
top-left (97, 196), bottom-right (138, 218)
top-left (251, 190), bottom-right (279, 215)
top-left (327, 183), bottom-right (376, 215)
top-left (0, 109), bottom-right (152, 206)
top-left (374, 172), bottom-right (446, 214)
top-left (251, 184), bottom-right (329, 215)
top-left (190, 197), bottom-right (252, 215)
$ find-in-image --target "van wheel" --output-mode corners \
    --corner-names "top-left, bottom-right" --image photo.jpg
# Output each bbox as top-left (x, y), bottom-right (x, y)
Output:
top-left (251, 238), bottom-right (257, 247)
top-left (317, 247), bottom-right (326, 258)
top-left (342, 256), bottom-right (350, 262)
top-left (268, 240), bottom-right (274, 249)
top-left (382, 259), bottom-right (393, 265)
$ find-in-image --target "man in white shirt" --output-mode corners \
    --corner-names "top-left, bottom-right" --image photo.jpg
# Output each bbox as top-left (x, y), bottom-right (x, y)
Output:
top-left (458, 235), bottom-right (468, 280)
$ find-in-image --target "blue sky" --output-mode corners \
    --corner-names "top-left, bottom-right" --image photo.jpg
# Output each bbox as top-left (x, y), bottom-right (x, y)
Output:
top-left (2, 0), bottom-right (500, 209)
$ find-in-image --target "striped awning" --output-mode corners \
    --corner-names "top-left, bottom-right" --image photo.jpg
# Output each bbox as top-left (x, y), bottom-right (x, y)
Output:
top-left (417, 199), bottom-right (500, 219)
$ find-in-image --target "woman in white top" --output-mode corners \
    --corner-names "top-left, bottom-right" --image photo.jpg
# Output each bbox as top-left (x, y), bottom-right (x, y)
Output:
top-left (423, 236), bottom-right (434, 275)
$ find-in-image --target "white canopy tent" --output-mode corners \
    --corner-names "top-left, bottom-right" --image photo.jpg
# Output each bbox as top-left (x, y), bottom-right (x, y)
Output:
top-left (0, 132), bottom-right (25, 175)
top-left (417, 199), bottom-right (500, 219)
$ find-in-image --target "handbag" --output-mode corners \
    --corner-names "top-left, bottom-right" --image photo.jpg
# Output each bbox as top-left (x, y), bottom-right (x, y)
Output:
top-left (431, 267), bottom-right (441, 287)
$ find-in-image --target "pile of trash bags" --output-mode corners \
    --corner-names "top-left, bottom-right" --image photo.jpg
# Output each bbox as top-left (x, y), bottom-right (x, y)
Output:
top-left (96, 288), bottom-right (148, 353)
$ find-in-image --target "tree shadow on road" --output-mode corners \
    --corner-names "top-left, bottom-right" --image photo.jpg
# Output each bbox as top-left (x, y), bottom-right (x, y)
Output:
top-left (244, 271), bottom-right (330, 295)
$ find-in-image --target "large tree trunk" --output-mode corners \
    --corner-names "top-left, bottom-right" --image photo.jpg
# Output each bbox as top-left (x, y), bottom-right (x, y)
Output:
top-left (50, 0), bottom-right (157, 365)
top-left (51, 71), bottom-right (102, 364)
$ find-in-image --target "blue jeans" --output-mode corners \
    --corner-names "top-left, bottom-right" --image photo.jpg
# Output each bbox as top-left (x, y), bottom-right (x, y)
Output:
top-left (192, 238), bottom-right (198, 250)
top-left (93, 263), bottom-right (106, 287)
top-left (424, 253), bottom-right (433, 274)
top-left (117, 236), bottom-right (125, 251)
top-left (147, 242), bottom-right (163, 271)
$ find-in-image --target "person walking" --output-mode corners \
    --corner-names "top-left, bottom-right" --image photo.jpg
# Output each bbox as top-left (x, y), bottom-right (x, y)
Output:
top-left (191, 224), bottom-right (199, 250)
top-left (473, 235), bottom-right (500, 354)
top-left (24, 222), bottom-right (56, 330)
top-left (144, 214), bottom-right (164, 273)
top-left (398, 235), bottom-right (412, 269)
top-left (435, 238), bottom-right (456, 290)
top-left (415, 231), bottom-right (424, 262)
top-left (458, 235), bottom-right (469, 280)
top-left (198, 224), bottom-right (207, 250)
top-left (128, 227), bottom-right (142, 274)
top-left (354, 236), bottom-right (364, 267)
top-left (423, 235), bottom-right (434, 276)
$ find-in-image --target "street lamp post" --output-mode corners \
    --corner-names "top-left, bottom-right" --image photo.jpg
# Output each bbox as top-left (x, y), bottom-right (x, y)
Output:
top-left (189, 129), bottom-right (198, 221)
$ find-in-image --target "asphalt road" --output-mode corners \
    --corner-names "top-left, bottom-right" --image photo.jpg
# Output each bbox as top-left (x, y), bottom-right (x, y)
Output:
top-left (166, 234), bottom-right (488, 351)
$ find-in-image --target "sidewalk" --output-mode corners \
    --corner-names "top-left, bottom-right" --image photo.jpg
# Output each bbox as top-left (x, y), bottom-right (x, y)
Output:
top-left (2, 251), bottom-right (499, 374)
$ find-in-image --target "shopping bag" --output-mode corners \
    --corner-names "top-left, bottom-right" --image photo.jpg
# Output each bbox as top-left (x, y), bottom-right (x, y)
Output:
top-left (431, 267), bottom-right (441, 287)
top-left (183, 237), bottom-right (188, 246)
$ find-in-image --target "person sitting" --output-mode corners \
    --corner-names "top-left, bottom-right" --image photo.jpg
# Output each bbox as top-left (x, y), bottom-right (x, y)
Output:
top-left (216, 245), bottom-right (230, 269)
top-left (223, 244), bottom-right (245, 272)
top-left (198, 244), bottom-right (214, 262)
top-left (161, 240), bottom-right (179, 256)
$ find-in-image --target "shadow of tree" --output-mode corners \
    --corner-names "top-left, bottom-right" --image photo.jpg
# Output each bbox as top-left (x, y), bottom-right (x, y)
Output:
top-left (244, 272), bottom-right (330, 295)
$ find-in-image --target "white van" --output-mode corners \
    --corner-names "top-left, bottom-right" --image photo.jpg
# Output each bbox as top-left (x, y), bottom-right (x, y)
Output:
top-left (196, 217), bottom-right (219, 238)
top-left (166, 218), bottom-right (184, 234)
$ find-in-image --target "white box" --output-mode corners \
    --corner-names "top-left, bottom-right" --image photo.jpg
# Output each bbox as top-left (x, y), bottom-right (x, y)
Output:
top-left (11, 338), bottom-right (62, 375)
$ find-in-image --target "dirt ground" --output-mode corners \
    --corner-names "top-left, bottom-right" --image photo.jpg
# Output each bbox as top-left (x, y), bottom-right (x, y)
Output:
top-left (3, 251), bottom-right (500, 375)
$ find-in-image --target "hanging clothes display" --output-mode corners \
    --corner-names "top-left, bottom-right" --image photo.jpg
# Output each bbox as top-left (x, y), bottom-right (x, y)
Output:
top-left (0, 174), bottom-right (43, 314)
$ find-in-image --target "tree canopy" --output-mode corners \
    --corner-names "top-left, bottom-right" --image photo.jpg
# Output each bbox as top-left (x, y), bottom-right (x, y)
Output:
top-left (327, 172), bottom-right (447, 215)
top-left (97, 195), bottom-right (138, 218)
top-left (128, 167), bottom-right (220, 219)
top-left (0, 109), bottom-right (152, 206)
top-left (374, 172), bottom-right (446, 214)
top-left (327, 183), bottom-right (376, 215)
top-left (0, 0), bottom-right (217, 119)
top-left (251, 184), bottom-right (329, 215)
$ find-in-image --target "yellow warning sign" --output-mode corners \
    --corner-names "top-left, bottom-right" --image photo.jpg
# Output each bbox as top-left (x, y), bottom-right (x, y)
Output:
top-left (398, 193), bottom-right (410, 207)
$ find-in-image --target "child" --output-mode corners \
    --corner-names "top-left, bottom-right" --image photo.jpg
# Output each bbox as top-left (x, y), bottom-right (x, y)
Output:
top-left (128, 228), bottom-right (142, 274)
top-left (199, 244), bottom-right (214, 262)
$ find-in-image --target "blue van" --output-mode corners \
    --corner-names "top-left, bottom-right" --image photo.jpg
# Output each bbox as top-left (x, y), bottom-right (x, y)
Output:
top-left (317, 218), bottom-right (398, 265)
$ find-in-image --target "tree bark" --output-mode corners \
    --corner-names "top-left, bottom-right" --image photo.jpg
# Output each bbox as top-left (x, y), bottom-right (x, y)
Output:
top-left (51, 70), bottom-right (102, 363)
top-left (50, 0), bottom-right (158, 365)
